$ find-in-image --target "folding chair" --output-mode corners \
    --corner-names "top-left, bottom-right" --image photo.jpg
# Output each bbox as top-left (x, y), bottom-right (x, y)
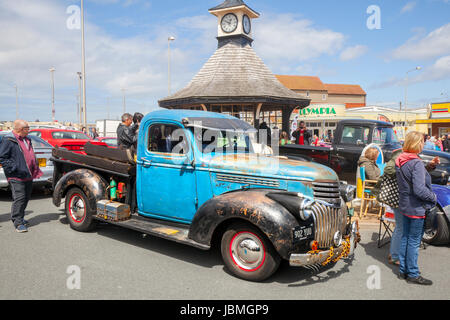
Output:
top-left (358, 167), bottom-right (383, 218)
top-left (378, 207), bottom-right (395, 248)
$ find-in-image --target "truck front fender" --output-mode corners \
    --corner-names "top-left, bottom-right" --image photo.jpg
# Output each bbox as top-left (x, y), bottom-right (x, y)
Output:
top-left (53, 169), bottom-right (108, 209)
top-left (188, 189), bottom-right (302, 259)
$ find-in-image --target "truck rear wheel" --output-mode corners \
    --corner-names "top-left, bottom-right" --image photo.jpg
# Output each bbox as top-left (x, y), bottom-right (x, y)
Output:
top-left (65, 187), bottom-right (97, 232)
top-left (221, 222), bottom-right (280, 282)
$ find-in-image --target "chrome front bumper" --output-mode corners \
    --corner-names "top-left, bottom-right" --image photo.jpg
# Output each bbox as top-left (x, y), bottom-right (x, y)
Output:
top-left (289, 221), bottom-right (359, 267)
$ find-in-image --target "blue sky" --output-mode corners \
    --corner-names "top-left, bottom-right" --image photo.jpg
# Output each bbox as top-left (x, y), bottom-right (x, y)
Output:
top-left (0, 0), bottom-right (449, 122)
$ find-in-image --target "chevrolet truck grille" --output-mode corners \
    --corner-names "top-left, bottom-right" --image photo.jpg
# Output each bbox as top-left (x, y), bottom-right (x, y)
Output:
top-left (216, 174), bottom-right (280, 188)
top-left (311, 201), bottom-right (347, 249)
top-left (312, 181), bottom-right (341, 206)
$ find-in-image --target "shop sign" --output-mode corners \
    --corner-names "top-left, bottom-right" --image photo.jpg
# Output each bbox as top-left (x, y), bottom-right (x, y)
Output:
top-left (431, 102), bottom-right (450, 118)
top-left (299, 106), bottom-right (337, 116)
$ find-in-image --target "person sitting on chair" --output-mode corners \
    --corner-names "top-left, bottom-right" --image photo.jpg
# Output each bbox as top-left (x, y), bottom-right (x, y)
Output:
top-left (358, 147), bottom-right (381, 180)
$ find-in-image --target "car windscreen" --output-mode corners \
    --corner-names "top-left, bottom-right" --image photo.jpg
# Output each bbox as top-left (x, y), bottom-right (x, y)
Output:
top-left (372, 127), bottom-right (400, 145)
top-left (28, 135), bottom-right (53, 149)
top-left (51, 131), bottom-right (90, 140)
top-left (189, 128), bottom-right (256, 154)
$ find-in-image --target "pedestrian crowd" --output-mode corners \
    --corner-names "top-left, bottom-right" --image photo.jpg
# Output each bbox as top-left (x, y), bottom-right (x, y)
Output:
top-left (423, 133), bottom-right (450, 152)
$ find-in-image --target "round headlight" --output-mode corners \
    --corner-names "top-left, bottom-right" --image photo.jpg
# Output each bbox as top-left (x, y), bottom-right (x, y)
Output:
top-left (299, 198), bottom-right (314, 220)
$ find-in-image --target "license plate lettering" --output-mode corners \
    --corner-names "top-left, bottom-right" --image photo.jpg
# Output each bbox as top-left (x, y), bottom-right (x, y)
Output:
top-left (293, 224), bottom-right (314, 242)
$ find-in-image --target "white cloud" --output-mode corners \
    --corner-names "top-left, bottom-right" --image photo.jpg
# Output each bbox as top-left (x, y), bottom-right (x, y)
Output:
top-left (339, 45), bottom-right (368, 61)
top-left (413, 55), bottom-right (450, 82)
top-left (401, 1), bottom-right (416, 13)
top-left (252, 14), bottom-right (345, 69)
top-left (391, 23), bottom-right (450, 60)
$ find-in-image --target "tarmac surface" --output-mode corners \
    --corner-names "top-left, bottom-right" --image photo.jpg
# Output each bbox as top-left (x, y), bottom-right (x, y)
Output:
top-left (0, 188), bottom-right (449, 300)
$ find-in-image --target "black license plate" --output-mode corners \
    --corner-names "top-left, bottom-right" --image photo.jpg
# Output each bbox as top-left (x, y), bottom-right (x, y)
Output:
top-left (293, 223), bottom-right (314, 243)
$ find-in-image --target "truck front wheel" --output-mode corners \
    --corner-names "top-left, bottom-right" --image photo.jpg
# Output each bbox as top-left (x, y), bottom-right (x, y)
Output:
top-left (221, 222), bottom-right (281, 282)
top-left (65, 187), bottom-right (97, 232)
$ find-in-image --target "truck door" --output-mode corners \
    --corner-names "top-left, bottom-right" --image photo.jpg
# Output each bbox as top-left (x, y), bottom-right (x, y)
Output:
top-left (335, 125), bottom-right (370, 182)
top-left (137, 121), bottom-right (198, 224)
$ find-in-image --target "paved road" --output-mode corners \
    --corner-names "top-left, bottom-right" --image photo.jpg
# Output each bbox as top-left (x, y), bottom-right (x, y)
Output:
top-left (1, 189), bottom-right (449, 300)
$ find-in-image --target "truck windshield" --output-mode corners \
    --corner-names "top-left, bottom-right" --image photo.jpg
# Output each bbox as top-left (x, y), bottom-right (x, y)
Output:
top-left (189, 128), bottom-right (256, 154)
top-left (372, 127), bottom-right (400, 145)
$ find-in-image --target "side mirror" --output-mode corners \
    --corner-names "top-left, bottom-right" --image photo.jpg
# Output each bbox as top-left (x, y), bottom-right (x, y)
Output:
top-left (356, 139), bottom-right (364, 145)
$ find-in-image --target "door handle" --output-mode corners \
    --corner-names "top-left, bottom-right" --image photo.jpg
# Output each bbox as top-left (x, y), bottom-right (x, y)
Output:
top-left (141, 157), bottom-right (152, 168)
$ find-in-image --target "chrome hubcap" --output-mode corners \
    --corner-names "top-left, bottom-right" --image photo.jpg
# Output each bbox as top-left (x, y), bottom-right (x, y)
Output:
top-left (231, 232), bottom-right (265, 271)
top-left (69, 195), bottom-right (85, 222)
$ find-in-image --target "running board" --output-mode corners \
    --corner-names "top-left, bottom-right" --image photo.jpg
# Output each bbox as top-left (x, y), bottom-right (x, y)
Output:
top-left (93, 213), bottom-right (210, 250)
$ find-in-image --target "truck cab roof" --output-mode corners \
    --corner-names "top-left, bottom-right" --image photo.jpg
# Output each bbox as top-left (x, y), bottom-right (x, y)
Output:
top-left (144, 109), bottom-right (241, 123)
top-left (338, 119), bottom-right (393, 127)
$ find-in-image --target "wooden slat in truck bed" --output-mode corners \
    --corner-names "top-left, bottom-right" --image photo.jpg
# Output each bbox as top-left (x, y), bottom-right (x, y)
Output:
top-left (52, 146), bottom-right (135, 176)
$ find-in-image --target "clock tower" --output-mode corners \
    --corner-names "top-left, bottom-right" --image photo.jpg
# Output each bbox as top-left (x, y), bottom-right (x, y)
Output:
top-left (209, 0), bottom-right (260, 47)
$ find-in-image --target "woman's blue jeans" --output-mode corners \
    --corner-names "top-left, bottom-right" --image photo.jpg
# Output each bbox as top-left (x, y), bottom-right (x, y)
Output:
top-left (399, 215), bottom-right (424, 278)
top-left (389, 208), bottom-right (403, 261)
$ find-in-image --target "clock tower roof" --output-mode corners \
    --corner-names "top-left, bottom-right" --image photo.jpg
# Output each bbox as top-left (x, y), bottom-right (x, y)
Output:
top-left (209, 0), bottom-right (259, 18)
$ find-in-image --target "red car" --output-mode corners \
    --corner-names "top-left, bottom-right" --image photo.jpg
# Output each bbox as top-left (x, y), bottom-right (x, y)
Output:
top-left (29, 128), bottom-right (106, 154)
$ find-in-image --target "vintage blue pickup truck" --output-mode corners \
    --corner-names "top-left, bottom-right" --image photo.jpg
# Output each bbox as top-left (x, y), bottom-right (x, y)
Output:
top-left (51, 110), bottom-right (359, 281)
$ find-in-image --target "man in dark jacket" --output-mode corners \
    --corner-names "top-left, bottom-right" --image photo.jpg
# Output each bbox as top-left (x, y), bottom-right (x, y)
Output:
top-left (116, 113), bottom-right (135, 150)
top-left (442, 134), bottom-right (450, 152)
top-left (0, 120), bottom-right (42, 232)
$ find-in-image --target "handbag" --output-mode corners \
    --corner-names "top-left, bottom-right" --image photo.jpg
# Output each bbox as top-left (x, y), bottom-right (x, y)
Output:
top-left (376, 174), bottom-right (399, 208)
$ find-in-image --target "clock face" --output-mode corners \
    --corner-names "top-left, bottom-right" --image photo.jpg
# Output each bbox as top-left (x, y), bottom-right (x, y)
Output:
top-left (221, 13), bottom-right (238, 33)
top-left (243, 14), bottom-right (251, 34)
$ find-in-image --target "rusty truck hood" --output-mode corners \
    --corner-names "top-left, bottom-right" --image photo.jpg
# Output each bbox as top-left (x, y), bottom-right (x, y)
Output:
top-left (204, 154), bottom-right (338, 182)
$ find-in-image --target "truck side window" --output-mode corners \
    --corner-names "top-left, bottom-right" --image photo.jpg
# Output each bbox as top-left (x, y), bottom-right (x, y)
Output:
top-left (340, 126), bottom-right (370, 145)
top-left (147, 124), bottom-right (189, 155)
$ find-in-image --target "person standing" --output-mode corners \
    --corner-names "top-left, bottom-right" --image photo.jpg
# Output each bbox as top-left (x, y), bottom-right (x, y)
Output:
top-left (90, 127), bottom-right (99, 139)
top-left (292, 121), bottom-right (311, 145)
top-left (442, 134), bottom-right (450, 152)
top-left (116, 113), bottom-right (135, 150)
top-left (395, 131), bottom-right (438, 285)
top-left (0, 120), bottom-right (43, 232)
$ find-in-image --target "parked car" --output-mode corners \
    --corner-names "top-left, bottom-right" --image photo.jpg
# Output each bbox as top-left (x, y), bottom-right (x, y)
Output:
top-left (0, 132), bottom-right (53, 190)
top-left (423, 185), bottom-right (450, 245)
top-left (95, 137), bottom-right (118, 148)
top-left (29, 128), bottom-right (93, 154)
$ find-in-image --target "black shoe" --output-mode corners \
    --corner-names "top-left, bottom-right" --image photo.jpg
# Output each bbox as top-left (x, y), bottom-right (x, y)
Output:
top-left (406, 276), bottom-right (433, 285)
top-left (398, 272), bottom-right (406, 280)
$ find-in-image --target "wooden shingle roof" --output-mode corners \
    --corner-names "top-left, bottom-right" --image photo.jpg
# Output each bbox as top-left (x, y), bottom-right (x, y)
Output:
top-left (159, 39), bottom-right (310, 109)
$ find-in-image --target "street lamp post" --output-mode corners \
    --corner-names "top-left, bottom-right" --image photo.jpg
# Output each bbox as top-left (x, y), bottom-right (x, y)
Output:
top-left (49, 67), bottom-right (56, 122)
top-left (168, 36), bottom-right (175, 95)
top-left (404, 66), bottom-right (422, 126)
top-left (77, 72), bottom-right (82, 127)
top-left (81, 0), bottom-right (87, 128)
